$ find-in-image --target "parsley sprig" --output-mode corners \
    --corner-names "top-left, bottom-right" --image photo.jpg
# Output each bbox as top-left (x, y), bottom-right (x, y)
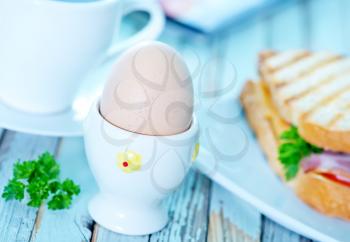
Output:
top-left (278, 126), bottom-right (323, 180)
top-left (2, 152), bottom-right (80, 210)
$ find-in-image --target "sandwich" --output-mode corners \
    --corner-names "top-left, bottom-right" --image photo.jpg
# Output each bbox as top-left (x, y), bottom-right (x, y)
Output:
top-left (240, 50), bottom-right (350, 220)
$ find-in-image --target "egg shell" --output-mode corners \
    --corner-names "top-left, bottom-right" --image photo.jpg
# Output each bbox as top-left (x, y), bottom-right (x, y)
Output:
top-left (100, 41), bottom-right (194, 136)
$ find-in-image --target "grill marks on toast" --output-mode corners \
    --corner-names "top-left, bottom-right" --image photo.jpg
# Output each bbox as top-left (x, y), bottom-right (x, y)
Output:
top-left (290, 75), bottom-right (350, 125)
top-left (261, 50), bottom-right (350, 131)
top-left (273, 53), bottom-right (341, 85)
top-left (263, 50), bottom-right (309, 72)
top-left (280, 58), bottom-right (350, 101)
top-left (307, 90), bottom-right (350, 127)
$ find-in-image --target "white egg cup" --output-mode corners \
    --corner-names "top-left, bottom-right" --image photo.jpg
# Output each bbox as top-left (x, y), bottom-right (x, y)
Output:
top-left (83, 100), bottom-right (199, 235)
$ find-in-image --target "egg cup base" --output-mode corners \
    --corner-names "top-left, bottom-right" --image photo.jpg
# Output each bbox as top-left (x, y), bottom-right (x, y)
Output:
top-left (88, 193), bottom-right (168, 235)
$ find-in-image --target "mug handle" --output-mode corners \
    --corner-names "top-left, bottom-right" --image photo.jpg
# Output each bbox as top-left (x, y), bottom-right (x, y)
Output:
top-left (104, 1), bottom-right (165, 60)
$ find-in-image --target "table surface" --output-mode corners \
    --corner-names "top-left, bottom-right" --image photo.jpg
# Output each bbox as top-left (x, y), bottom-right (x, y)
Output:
top-left (1, 0), bottom-right (349, 241)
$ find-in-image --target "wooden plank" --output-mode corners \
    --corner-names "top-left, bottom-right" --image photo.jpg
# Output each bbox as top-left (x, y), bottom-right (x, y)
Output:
top-left (0, 129), bottom-right (4, 146)
top-left (0, 131), bottom-right (59, 242)
top-left (261, 217), bottom-right (312, 242)
top-left (208, 183), bottom-right (261, 242)
top-left (149, 170), bottom-right (211, 242)
top-left (261, 216), bottom-right (313, 241)
top-left (30, 137), bottom-right (96, 242)
top-left (265, 0), bottom-right (308, 49)
top-left (92, 224), bottom-right (149, 242)
top-left (308, 0), bottom-right (344, 52)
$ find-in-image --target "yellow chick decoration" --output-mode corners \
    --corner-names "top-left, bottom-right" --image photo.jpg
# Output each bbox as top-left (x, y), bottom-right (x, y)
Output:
top-left (117, 150), bottom-right (142, 173)
top-left (192, 143), bottom-right (200, 161)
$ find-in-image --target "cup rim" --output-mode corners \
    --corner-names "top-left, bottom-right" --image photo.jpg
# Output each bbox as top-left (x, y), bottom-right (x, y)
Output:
top-left (92, 99), bottom-right (199, 141)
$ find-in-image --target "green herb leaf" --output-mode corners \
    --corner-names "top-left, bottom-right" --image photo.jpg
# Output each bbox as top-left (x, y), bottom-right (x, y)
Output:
top-left (1, 152), bottom-right (80, 210)
top-left (278, 126), bottom-right (323, 180)
top-left (27, 178), bottom-right (50, 207)
top-left (48, 193), bottom-right (72, 210)
top-left (35, 152), bottom-right (60, 181)
top-left (49, 181), bottom-right (61, 193)
top-left (13, 160), bottom-right (36, 180)
top-left (61, 179), bottom-right (81, 196)
top-left (2, 179), bottom-right (25, 201)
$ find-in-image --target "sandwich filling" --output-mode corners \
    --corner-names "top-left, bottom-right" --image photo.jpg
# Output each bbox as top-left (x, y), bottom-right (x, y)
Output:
top-left (260, 80), bottom-right (350, 186)
top-left (302, 152), bottom-right (350, 187)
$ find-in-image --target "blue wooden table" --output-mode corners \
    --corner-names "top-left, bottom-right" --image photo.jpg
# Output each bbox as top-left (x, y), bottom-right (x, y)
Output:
top-left (0, 0), bottom-right (348, 241)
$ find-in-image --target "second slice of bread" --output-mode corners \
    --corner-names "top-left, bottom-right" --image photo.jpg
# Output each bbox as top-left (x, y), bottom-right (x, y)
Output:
top-left (259, 50), bottom-right (350, 153)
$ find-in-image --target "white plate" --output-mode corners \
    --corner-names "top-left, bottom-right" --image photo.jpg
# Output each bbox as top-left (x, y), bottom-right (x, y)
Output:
top-left (195, 100), bottom-right (350, 242)
top-left (0, 100), bottom-right (83, 137)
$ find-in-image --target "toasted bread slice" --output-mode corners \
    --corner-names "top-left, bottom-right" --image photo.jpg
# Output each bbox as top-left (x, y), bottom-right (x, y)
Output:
top-left (259, 50), bottom-right (350, 153)
top-left (240, 81), bottom-right (288, 177)
top-left (240, 80), bottom-right (350, 220)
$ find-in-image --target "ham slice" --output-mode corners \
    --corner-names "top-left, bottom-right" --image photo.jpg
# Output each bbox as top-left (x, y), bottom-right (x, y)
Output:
top-left (301, 151), bottom-right (350, 186)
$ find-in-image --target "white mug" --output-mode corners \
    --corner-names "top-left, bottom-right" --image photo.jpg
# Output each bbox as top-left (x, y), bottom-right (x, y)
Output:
top-left (0, 0), bottom-right (164, 113)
